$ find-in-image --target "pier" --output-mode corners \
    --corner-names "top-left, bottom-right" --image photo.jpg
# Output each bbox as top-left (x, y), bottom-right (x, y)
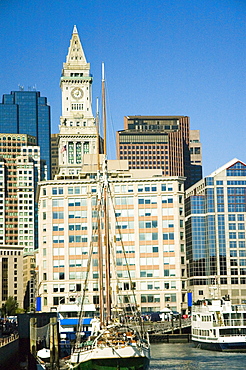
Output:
top-left (144, 318), bottom-right (191, 343)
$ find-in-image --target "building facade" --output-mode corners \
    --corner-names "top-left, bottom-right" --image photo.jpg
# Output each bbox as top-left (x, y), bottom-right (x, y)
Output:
top-left (0, 245), bottom-right (23, 310)
top-left (51, 134), bottom-right (59, 179)
top-left (23, 254), bottom-right (36, 311)
top-left (189, 130), bottom-right (202, 186)
top-left (37, 160), bottom-right (187, 314)
top-left (116, 116), bottom-right (202, 189)
top-left (0, 90), bottom-right (51, 179)
top-left (185, 159), bottom-right (246, 304)
top-left (0, 134), bottom-right (45, 252)
top-left (0, 133), bottom-right (45, 309)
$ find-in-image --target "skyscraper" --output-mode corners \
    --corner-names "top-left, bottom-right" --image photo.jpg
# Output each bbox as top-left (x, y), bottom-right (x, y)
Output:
top-left (185, 159), bottom-right (246, 304)
top-left (116, 116), bottom-right (202, 189)
top-left (0, 90), bottom-right (51, 179)
top-left (0, 133), bottom-right (44, 251)
top-left (0, 133), bottom-right (44, 310)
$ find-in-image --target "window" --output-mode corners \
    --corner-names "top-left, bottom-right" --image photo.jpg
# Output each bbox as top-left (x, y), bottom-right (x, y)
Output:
top-left (163, 233), bottom-right (174, 240)
top-left (53, 223), bottom-right (64, 231)
top-left (139, 233), bottom-right (158, 241)
top-left (52, 199), bottom-right (64, 207)
top-left (53, 211), bottom-right (64, 219)
top-left (162, 196), bottom-right (173, 204)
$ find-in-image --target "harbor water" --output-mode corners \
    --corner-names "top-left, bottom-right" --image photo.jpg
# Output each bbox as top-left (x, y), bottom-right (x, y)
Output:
top-left (150, 343), bottom-right (246, 369)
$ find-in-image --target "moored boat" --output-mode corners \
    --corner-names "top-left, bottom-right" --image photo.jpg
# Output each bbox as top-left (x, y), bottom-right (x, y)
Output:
top-left (192, 296), bottom-right (246, 352)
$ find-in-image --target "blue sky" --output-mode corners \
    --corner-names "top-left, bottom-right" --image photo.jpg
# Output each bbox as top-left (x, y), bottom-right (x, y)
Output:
top-left (0, 0), bottom-right (245, 176)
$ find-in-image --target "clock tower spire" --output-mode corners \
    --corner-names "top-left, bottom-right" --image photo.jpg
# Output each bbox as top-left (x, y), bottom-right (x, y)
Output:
top-left (58, 25), bottom-right (97, 176)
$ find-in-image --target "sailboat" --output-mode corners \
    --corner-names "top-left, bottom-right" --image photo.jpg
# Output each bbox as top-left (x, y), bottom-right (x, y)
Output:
top-left (67, 65), bottom-right (150, 370)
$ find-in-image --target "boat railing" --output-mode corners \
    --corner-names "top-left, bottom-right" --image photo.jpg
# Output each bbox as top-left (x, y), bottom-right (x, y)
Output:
top-left (192, 303), bottom-right (246, 313)
top-left (219, 333), bottom-right (246, 337)
top-left (223, 319), bottom-right (246, 327)
top-left (192, 305), bottom-right (213, 313)
top-left (74, 339), bottom-right (95, 352)
top-left (231, 305), bottom-right (246, 312)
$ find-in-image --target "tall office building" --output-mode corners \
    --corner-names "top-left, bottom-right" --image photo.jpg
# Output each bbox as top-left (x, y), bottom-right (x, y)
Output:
top-left (0, 133), bottom-right (44, 251)
top-left (185, 159), bottom-right (246, 304)
top-left (0, 133), bottom-right (44, 309)
top-left (116, 116), bottom-right (202, 189)
top-left (0, 90), bottom-right (51, 179)
top-left (36, 26), bottom-right (188, 315)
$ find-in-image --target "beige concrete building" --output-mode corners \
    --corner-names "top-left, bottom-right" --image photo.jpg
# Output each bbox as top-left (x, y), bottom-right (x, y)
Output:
top-left (0, 245), bottom-right (23, 309)
top-left (36, 158), bottom-right (187, 314)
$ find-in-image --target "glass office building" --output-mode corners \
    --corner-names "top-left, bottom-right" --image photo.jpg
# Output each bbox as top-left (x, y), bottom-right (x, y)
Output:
top-left (185, 159), bottom-right (246, 304)
top-left (0, 90), bottom-right (51, 179)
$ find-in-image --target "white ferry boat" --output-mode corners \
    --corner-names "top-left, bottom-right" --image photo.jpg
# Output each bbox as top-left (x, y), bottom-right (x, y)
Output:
top-left (192, 296), bottom-right (246, 351)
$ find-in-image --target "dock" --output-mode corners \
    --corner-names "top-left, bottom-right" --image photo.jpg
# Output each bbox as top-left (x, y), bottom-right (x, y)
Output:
top-left (143, 318), bottom-right (191, 343)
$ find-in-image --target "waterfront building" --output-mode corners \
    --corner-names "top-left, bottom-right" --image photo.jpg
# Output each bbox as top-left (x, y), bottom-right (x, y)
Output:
top-left (36, 26), bottom-right (187, 315)
top-left (0, 245), bottom-right (23, 310)
top-left (36, 158), bottom-right (187, 314)
top-left (116, 116), bottom-right (202, 189)
top-left (0, 90), bottom-right (51, 179)
top-left (185, 158), bottom-right (246, 304)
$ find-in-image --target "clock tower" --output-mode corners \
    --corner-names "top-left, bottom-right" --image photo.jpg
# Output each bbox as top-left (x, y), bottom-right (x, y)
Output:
top-left (58, 25), bottom-right (98, 175)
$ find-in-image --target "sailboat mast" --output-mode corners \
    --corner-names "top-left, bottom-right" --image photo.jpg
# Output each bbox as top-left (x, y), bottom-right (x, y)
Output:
top-left (96, 97), bottom-right (104, 325)
top-left (102, 63), bottom-right (111, 324)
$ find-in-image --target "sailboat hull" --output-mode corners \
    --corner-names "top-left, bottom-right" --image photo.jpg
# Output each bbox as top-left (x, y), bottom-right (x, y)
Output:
top-left (70, 345), bottom-right (150, 370)
top-left (71, 357), bottom-right (149, 370)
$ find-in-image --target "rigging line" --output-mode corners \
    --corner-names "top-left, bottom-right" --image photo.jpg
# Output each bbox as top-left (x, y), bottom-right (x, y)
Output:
top-left (107, 185), bottom-right (146, 334)
top-left (108, 187), bottom-right (136, 290)
top-left (75, 193), bottom-right (103, 342)
top-left (75, 239), bottom-right (94, 345)
top-left (107, 185), bottom-right (140, 309)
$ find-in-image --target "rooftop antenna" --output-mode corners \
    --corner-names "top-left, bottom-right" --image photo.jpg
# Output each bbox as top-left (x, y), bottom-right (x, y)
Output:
top-left (18, 85), bottom-right (24, 91)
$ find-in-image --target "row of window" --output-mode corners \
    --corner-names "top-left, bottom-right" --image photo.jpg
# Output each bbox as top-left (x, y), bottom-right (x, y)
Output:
top-left (44, 182), bottom-right (180, 197)
top-left (43, 267), bottom-right (178, 281)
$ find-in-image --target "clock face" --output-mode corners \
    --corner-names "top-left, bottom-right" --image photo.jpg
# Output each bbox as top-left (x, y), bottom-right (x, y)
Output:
top-left (71, 87), bottom-right (83, 99)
